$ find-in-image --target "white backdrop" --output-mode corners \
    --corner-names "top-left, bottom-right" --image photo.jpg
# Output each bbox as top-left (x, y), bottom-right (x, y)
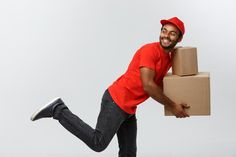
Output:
top-left (0, 0), bottom-right (235, 157)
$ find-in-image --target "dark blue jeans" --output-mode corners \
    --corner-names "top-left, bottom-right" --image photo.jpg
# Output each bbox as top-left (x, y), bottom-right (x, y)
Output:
top-left (54, 89), bottom-right (137, 157)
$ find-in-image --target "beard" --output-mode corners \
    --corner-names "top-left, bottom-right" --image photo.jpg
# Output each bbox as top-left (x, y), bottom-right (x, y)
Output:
top-left (159, 36), bottom-right (178, 51)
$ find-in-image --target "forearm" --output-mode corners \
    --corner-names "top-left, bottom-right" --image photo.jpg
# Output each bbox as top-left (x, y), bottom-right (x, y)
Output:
top-left (144, 81), bottom-right (175, 108)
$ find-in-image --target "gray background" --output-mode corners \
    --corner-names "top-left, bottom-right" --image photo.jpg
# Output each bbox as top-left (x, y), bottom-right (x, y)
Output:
top-left (0, 0), bottom-right (235, 156)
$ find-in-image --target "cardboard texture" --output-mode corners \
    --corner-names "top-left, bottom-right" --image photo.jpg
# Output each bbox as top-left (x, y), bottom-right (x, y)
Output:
top-left (172, 47), bottom-right (198, 76)
top-left (163, 72), bottom-right (211, 116)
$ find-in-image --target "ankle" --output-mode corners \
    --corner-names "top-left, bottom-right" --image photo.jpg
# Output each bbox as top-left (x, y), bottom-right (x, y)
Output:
top-left (53, 104), bottom-right (68, 120)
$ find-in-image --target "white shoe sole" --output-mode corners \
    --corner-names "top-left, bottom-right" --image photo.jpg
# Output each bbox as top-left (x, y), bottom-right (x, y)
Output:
top-left (30, 97), bottom-right (61, 121)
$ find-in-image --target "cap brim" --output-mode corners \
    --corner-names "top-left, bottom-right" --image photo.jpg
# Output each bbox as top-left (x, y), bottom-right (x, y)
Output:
top-left (160, 19), bottom-right (175, 26)
top-left (160, 19), bottom-right (170, 25)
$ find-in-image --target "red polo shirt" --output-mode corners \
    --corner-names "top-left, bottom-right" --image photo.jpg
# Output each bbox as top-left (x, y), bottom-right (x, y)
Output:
top-left (108, 42), bottom-right (171, 114)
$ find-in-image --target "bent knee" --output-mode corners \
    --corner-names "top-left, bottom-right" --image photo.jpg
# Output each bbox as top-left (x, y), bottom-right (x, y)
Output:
top-left (90, 132), bottom-right (111, 152)
top-left (92, 144), bottom-right (107, 152)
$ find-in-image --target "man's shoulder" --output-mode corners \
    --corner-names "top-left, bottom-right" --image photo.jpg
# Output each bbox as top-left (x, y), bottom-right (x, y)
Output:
top-left (138, 42), bottom-right (161, 54)
top-left (141, 42), bottom-right (159, 48)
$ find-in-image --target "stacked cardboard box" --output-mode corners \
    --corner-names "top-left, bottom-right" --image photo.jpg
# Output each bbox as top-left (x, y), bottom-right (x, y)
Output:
top-left (164, 47), bottom-right (211, 116)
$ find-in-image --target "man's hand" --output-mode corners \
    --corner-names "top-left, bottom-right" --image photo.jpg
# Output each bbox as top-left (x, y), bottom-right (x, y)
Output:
top-left (170, 103), bottom-right (190, 118)
top-left (140, 67), bottom-right (190, 118)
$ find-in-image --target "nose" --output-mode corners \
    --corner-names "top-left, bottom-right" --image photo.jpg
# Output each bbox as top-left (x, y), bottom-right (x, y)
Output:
top-left (162, 32), bottom-right (169, 38)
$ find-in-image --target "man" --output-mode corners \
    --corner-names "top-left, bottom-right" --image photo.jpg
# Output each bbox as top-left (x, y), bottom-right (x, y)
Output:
top-left (31, 17), bottom-right (189, 157)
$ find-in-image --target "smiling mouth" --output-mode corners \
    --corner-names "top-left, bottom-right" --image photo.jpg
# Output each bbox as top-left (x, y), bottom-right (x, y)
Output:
top-left (161, 38), bottom-right (171, 45)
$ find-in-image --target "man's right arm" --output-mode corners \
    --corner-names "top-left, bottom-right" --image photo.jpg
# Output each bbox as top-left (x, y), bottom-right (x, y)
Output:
top-left (140, 67), bottom-right (189, 118)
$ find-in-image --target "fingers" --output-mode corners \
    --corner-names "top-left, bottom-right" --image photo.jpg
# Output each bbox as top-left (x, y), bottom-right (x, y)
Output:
top-left (175, 113), bottom-right (189, 118)
top-left (183, 111), bottom-right (190, 118)
top-left (175, 110), bottom-right (190, 118)
top-left (179, 104), bottom-right (190, 118)
top-left (172, 103), bottom-right (190, 118)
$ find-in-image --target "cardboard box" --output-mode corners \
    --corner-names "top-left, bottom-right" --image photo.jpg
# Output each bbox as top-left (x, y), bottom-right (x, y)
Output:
top-left (172, 47), bottom-right (198, 76)
top-left (163, 72), bottom-right (210, 116)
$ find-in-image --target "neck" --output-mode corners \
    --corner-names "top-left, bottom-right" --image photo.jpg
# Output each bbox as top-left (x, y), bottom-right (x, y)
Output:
top-left (161, 46), bottom-right (174, 54)
top-left (163, 48), bottom-right (171, 53)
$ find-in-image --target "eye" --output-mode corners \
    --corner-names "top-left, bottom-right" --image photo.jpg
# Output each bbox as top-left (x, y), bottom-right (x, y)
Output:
top-left (161, 29), bottom-right (167, 34)
top-left (170, 32), bottom-right (178, 37)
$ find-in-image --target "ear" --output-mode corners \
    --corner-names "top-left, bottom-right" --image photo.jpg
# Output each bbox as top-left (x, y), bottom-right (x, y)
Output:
top-left (178, 36), bottom-right (183, 42)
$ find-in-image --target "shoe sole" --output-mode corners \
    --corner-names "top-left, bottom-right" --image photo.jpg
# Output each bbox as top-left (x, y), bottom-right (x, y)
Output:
top-left (30, 97), bottom-right (61, 121)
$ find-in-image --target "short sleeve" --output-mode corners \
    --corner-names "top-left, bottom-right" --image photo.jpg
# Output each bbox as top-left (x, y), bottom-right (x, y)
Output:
top-left (139, 44), bottom-right (159, 70)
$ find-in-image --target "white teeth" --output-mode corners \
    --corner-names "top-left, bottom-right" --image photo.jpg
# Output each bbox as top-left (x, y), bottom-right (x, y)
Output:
top-left (163, 39), bottom-right (170, 44)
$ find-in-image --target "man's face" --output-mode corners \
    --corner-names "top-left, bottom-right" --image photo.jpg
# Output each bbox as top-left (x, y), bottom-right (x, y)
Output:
top-left (159, 23), bottom-right (181, 51)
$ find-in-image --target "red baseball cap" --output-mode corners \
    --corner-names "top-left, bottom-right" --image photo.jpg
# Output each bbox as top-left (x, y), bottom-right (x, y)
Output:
top-left (160, 17), bottom-right (185, 36)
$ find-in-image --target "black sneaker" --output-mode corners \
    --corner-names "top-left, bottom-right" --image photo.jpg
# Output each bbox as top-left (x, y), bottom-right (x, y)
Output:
top-left (30, 97), bottom-right (64, 121)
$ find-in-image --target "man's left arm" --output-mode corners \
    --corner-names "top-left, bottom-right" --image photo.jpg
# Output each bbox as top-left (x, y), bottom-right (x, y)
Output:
top-left (140, 67), bottom-right (189, 118)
